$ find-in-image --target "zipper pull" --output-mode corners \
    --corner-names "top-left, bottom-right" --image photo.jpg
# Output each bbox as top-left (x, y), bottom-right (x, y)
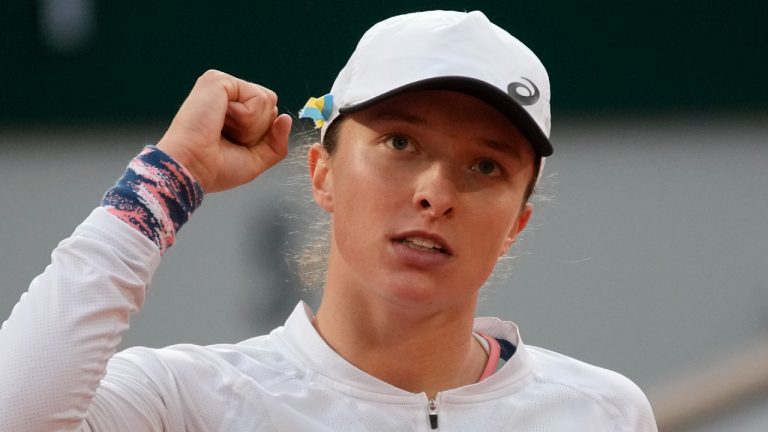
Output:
top-left (428, 398), bottom-right (438, 429)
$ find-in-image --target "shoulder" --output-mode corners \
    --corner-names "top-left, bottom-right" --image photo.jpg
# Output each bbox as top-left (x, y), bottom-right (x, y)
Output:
top-left (473, 317), bottom-right (657, 430)
top-left (97, 336), bottom-right (300, 420)
top-left (88, 337), bottom-right (294, 429)
top-left (527, 345), bottom-right (644, 397)
top-left (525, 345), bottom-right (657, 431)
top-left (109, 335), bottom-right (293, 381)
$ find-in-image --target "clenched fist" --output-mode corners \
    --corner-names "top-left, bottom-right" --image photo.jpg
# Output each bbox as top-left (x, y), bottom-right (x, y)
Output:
top-left (157, 70), bottom-right (292, 193)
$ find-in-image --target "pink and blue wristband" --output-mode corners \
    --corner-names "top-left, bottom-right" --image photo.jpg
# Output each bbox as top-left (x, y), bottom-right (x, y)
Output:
top-left (101, 146), bottom-right (203, 254)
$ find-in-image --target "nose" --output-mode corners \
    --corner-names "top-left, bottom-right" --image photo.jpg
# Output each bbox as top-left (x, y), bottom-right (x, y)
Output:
top-left (413, 163), bottom-right (456, 218)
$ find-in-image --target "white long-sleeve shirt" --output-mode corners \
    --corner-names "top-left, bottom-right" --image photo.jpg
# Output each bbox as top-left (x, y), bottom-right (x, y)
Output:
top-left (0, 207), bottom-right (657, 431)
top-left (1, 147), bottom-right (656, 430)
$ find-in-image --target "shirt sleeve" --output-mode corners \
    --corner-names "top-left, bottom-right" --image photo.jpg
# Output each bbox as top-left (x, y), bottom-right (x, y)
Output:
top-left (0, 147), bottom-right (203, 431)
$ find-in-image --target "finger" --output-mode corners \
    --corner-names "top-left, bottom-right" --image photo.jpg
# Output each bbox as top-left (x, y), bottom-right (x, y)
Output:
top-left (231, 79), bottom-right (278, 106)
top-left (164, 70), bottom-right (237, 149)
top-left (225, 91), bottom-right (278, 146)
top-left (224, 102), bottom-right (276, 146)
top-left (249, 113), bottom-right (292, 170)
top-left (179, 71), bottom-right (270, 130)
top-left (269, 114), bottom-right (292, 157)
top-left (222, 102), bottom-right (271, 144)
top-left (183, 70), bottom-right (233, 121)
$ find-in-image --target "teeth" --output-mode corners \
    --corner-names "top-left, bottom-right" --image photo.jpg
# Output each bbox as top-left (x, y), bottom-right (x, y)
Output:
top-left (414, 238), bottom-right (433, 248)
top-left (403, 236), bottom-right (444, 252)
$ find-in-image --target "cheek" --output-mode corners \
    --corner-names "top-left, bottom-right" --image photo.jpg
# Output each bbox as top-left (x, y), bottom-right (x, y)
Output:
top-left (464, 198), bottom-right (522, 255)
top-left (444, 205), bottom-right (518, 294)
top-left (329, 151), bottom-right (405, 246)
top-left (337, 149), bottom-right (409, 211)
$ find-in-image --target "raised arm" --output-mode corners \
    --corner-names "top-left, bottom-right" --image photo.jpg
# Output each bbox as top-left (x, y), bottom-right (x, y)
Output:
top-left (0, 71), bottom-right (291, 431)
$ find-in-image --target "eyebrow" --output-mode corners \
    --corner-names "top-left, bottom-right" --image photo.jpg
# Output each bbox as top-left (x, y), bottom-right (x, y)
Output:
top-left (478, 138), bottom-right (523, 162)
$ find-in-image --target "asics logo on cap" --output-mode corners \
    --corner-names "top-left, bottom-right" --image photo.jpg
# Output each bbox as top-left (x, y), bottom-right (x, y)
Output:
top-left (507, 78), bottom-right (539, 106)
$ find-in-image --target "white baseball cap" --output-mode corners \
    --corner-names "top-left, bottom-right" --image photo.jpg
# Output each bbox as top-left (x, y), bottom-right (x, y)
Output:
top-left (301, 10), bottom-right (553, 159)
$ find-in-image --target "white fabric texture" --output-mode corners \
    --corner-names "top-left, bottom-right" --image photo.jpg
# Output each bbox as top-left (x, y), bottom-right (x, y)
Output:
top-left (0, 209), bottom-right (657, 431)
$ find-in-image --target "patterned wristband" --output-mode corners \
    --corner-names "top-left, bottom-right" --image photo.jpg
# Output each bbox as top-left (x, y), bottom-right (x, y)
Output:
top-left (101, 146), bottom-right (204, 253)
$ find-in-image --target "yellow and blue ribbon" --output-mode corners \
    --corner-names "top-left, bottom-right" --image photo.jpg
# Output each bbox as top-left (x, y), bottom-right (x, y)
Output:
top-left (298, 93), bottom-right (333, 128)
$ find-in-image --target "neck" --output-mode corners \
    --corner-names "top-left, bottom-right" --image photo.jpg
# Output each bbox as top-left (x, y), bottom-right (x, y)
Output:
top-left (314, 273), bottom-right (487, 398)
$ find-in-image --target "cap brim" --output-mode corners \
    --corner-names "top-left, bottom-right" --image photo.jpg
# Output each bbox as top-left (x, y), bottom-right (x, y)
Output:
top-left (338, 76), bottom-right (553, 158)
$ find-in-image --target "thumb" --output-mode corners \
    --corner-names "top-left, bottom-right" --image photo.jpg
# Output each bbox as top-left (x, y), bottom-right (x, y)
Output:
top-left (250, 113), bottom-right (292, 170)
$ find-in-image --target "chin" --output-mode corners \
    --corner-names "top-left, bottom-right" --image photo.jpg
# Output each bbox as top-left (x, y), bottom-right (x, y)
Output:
top-left (375, 273), bottom-right (468, 312)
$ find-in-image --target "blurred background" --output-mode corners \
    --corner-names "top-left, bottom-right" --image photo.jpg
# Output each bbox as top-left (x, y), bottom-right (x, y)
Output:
top-left (1, 1), bottom-right (766, 430)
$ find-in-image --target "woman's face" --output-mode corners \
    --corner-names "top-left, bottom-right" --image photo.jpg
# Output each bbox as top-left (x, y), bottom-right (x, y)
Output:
top-left (310, 90), bottom-right (535, 313)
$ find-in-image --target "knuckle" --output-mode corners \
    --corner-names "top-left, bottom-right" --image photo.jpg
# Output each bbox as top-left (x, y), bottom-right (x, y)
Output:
top-left (198, 69), bottom-right (226, 85)
top-left (251, 85), bottom-right (277, 106)
top-left (264, 88), bottom-right (277, 105)
top-left (267, 90), bottom-right (279, 106)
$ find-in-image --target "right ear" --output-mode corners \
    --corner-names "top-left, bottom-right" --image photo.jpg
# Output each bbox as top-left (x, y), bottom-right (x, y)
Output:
top-left (308, 143), bottom-right (333, 213)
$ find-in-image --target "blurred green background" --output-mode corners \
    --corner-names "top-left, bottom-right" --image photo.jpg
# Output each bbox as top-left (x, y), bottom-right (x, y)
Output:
top-left (2, 0), bottom-right (766, 125)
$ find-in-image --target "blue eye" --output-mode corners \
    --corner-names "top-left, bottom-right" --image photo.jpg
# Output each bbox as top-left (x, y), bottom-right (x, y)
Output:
top-left (472, 159), bottom-right (502, 176)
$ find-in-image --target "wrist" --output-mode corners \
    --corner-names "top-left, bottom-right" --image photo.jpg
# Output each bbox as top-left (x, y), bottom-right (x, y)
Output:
top-left (156, 138), bottom-right (209, 192)
top-left (101, 146), bottom-right (204, 253)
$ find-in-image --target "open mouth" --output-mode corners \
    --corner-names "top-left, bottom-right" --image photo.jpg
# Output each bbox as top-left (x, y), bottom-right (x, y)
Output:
top-left (397, 236), bottom-right (449, 254)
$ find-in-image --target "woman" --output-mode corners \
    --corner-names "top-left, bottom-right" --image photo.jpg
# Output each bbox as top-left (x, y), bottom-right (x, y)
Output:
top-left (0, 10), bottom-right (657, 431)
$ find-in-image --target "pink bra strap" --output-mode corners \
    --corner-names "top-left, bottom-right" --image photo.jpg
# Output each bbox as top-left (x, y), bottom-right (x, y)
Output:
top-left (476, 332), bottom-right (501, 381)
